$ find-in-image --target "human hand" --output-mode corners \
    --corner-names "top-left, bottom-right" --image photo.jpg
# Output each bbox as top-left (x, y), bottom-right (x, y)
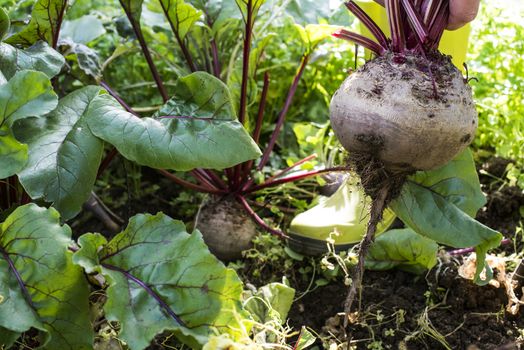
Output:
top-left (371, 0), bottom-right (480, 30)
top-left (447, 0), bottom-right (480, 30)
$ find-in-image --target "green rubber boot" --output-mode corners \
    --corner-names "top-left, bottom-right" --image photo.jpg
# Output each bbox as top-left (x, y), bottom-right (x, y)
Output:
top-left (287, 177), bottom-right (396, 255)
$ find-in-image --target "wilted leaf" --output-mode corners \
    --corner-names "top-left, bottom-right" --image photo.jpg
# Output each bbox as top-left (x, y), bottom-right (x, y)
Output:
top-left (244, 282), bottom-right (295, 323)
top-left (0, 204), bottom-right (93, 349)
top-left (74, 213), bottom-right (250, 349)
top-left (15, 86), bottom-right (104, 220)
top-left (0, 41), bottom-right (64, 80)
top-left (6, 0), bottom-right (68, 46)
top-left (88, 72), bottom-right (261, 171)
top-left (367, 228), bottom-right (439, 274)
top-left (60, 39), bottom-right (102, 79)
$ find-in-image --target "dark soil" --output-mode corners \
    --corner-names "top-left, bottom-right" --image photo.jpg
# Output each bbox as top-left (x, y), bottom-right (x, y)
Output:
top-left (289, 264), bottom-right (523, 349)
top-left (285, 156), bottom-right (524, 350)
top-left (476, 157), bottom-right (524, 239)
top-left (70, 156), bottom-right (524, 350)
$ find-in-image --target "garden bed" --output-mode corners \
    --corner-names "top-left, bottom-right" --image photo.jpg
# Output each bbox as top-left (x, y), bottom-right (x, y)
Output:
top-left (73, 156), bottom-right (524, 350)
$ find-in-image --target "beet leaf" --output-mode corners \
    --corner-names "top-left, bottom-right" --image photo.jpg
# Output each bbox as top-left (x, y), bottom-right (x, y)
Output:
top-left (0, 42), bottom-right (65, 80)
top-left (87, 72), bottom-right (261, 171)
top-left (367, 228), bottom-right (438, 274)
top-left (14, 86), bottom-right (105, 220)
top-left (0, 204), bottom-right (92, 349)
top-left (74, 212), bottom-right (250, 349)
top-left (0, 70), bottom-right (57, 178)
top-left (5, 0), bottom-right (68, 48)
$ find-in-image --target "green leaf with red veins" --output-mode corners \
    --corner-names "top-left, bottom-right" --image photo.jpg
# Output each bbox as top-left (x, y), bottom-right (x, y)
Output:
top-left (295, 24), bottom-right (339, 53)
top-left (87, 72), bottom-right (261, 171)
top-left (0, 41), bottom-right (65, 80)
top-left (0, 204), bottom-right (93, 349)
top-left (73, 213), bottom-right (250, 350)
top-left (14, 86), bottom-right (104, 220)
top-left (5, 0), bottom-right (68, 47)
top-left (159, 0), bottom-right (202, 40)
top-left (234, 0), bottom-right (267, 21)
top-left (244, 282), bottom-right (295, 323)
top-left (119, 0), bottom-right (144, 23)
top-left (191, 0), bottom-right (241, 33)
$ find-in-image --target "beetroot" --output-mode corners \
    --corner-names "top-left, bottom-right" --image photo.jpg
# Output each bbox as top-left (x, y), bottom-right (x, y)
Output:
top-left (195, 196), bottom-right (257, 261)
top-left (331, 51), bottom-right (477, 172)
top-left (329, 0), bottom-right (478, 319)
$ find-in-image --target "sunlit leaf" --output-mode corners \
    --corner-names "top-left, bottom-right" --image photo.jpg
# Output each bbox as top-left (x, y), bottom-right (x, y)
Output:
top-left (87, 72), bottom-right (261, 171)
top-left (119, 0), bottom-right (144, 23)
top-left (295, 327), bottom-right (316, 350)
top-left (0, 70), bottom-right (57, 128)
top-left (295, 23), bottom-right (338, 53)
top-left (0, 126), bottom-right (27, 178)
top-left (244, 282), bottom-right (295, 323)
top-left (367, 228), bottom-right (439, 274)
top-left (409, 149), bottom-right (486, 217)
top-left (235, 0), bottom-right (267, 21)
top-left (390, 181), bottom-right (502, 284)
top-left (159, 0), bottom-right (202, 40)
top-left (74, 213), bottom-right (250, 349)
top-left (0, 204), bottom-right (93, 349)
top-left (6, 0), bottom-right (68, 47)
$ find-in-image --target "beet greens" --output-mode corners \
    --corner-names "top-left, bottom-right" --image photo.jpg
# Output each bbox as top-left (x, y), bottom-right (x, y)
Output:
top-left (329, 0), bottom-right (500, 322)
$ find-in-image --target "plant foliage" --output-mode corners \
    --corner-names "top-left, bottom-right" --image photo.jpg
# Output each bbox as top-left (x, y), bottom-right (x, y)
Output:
top-left (0, 204), bottom-right (92, 349)
top-left (74, 212), bottom-right (250, 349)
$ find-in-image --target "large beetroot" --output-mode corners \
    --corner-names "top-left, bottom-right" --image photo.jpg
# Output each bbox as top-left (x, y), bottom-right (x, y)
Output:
top-left (329, 0), bottom-right (478, 319)
top-left (331, 51), bottom-right (477, 172)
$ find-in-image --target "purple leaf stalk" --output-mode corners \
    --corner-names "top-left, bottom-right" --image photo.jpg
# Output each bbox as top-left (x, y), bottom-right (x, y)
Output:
top-left (99, 1), bottom-right (347, 238)
top-left (333, 0), bottom-right (449, 56)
